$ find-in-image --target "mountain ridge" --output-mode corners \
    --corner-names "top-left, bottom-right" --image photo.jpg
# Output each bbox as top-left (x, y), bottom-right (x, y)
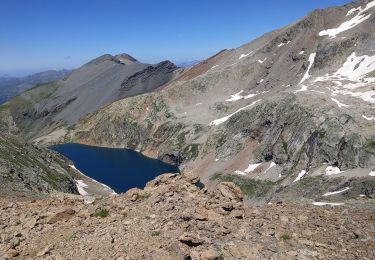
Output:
top-left (0, 69), bottom-right (72, 104)
top-left (0, 0), bottom-right (374, 202)
top-left (0, 54), bottom-right (181, 139)
top-left (0, 1), bottom-right (375, 258)
top-left (64, 0), bottom-right (375, 201)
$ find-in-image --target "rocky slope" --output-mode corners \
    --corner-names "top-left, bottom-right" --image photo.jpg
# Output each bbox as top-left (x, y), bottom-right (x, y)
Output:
top-left (0, 1), bottom-right (374, 203)
top-left (64, 1), bottom-right (375, 201)
top-left (0, 133), bottom-right (78, 196)
top-left (0, 54), bottom-right (179, 140)
top-left (0, 173), bottom-right (374, 259)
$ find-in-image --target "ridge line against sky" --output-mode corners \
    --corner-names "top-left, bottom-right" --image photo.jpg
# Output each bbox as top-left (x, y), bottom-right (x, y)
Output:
top-left (0, 0), bottom-right (350, 76)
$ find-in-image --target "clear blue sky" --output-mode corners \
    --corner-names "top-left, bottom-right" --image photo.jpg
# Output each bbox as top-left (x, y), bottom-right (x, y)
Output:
top-left (0, 0), bottom-right (350, 76)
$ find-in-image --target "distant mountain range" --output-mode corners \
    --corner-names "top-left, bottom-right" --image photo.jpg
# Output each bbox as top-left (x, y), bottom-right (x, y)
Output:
top-left (176, 60), bottom-right (201, 68)
top-left (0, 54), bottom-right (180, 139)
top-left (0, 70), bottom-right (72, 104)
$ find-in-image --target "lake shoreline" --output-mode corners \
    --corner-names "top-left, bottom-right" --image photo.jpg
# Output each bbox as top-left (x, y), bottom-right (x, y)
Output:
top-left (51, 143), bottom-right (179, 194)
top-left (69, 164), bottom-right (117, 197)
top-left (74, 140), bottom-right (159, 159)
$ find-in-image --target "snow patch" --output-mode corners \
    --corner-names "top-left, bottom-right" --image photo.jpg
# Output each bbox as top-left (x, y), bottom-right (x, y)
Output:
top-left (234, 162), bottom-right (263, 176)
top-left (335, 52), bottom-right (375, 82)
top-left (239, 51), bottom-right (253, 60)
top-left (244, 163), bottom-right (262, 173)
top-left (346, 6), bottom-right (361, 16)
top-left (69, 164), bottom-right (117, 194)
top-left (319, 1), bottom-right (375, 38)
top-left (299, 50), bottom-right (305, 54)
top-left (211, 65), bottom-right (219, 69)
top-left (323, 187), bottom-right (350, 196)
top-left (277, 41), bottom-right (291, 47)
top-left (294, 85), bottom-right (308, 94)
top-left (235, 170), bottom-right (246, 175)
top-left (265, 162), bottom-right (276, 172)
top-left (75, 180), bottom-right (89, 196)
top-left (369, 171), bottom-right (375, 176)
top-left (226, 90), bottom-right (268, 102)
top-left (313, 202), bottom-right (344, 206)
top-left (331, 98), bottom-right (351, 108)
top-left (314, 53), bottom-right (375, 103)
top-left (226, 90), bottom-right (244, 102)
top-left (259, 79), bottom-right (264, 83)
top-left (258, 58), bottom-right (267, 64)
top-left (362, 115), bottom-right (375, 120)
top-left (209, 100), bottom-right (262, 126)
top-left (293, 170), bottom-right (307, 182)
top-left (325, 166), bottom-right (342, 175)
top-left (195, 103), bottom-right (202, 106)
top-left (299, 53), bottom-right (316, 84)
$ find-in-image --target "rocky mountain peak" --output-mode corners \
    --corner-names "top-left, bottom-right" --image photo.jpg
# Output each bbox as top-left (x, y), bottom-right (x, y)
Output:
top-left (84, 54), bottom-right (114, 66)
top-left (114, 53), bottom-right (139, 65)
top-left (155, 60), bottom-right (178, 70)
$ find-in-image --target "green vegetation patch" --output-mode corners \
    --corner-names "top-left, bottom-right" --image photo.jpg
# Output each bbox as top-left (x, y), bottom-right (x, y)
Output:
top-left (183, 143), bottom-right (200, 160)
top-left (365, 139), bottom-right (375, 154)
top-left (281, 234), bottom-right (291, 240)
top-left (92, 209), bottom-right (110, 218)
top-left (210, 173), bottom-right (276, 198)
top-left (25, 82), bottom-right (60, 102)
top-left (151, 231), bottom-right (161, 236)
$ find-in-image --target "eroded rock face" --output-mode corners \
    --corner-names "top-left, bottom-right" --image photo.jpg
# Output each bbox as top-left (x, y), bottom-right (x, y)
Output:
top-left (0, 173), bottom-right (373, 259)
top-left (120, 60), bottom-right (178, 97)
top-left (0, 134), bottom-right (78, 196)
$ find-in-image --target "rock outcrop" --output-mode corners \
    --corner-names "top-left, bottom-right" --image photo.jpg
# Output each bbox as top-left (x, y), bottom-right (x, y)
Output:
top-left (0, 173), bottom-right (373, 259)
top-left (0, 133), bottom-right (78, 196)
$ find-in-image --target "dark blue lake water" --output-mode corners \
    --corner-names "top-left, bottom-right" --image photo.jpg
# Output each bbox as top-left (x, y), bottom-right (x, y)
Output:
top-left (50, 143), bottom-right (179, 193)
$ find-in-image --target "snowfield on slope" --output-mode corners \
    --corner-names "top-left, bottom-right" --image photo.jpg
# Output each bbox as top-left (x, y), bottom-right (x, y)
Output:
top-left (225, 90), bottom-right (268, 102)
top-left (323, 187), bottom-right (351, 196)
top-left (209, 100), bottom-right (262, 126)
top-left (331, 98), bottom-right (351, 108)
top-left (235, 162), bottom-right (262, 175)
top-left (313, 202), bottom-right (344, 206)
top-left (294, 170), bottom-right (307, 182)
top-left (299, 53), bottom-right (316, 84)
top-left (311, 52), bottom-right (375, 104)
top-left (75, 179), bottom-right (89, 196)
top-left (239, 51), bottom-right (253, 60)
top-left (319, 1), bottom-right (375, 38)
top-left (325, 166), bottom-right (343, 175)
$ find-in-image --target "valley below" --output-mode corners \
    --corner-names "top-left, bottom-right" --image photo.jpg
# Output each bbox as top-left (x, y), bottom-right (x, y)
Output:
top-left (1, 0), bottom-right (375, 259)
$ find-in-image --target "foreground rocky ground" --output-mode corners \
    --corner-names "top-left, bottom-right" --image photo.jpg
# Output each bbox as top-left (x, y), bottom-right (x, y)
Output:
top-left (0, 173), bottom-right (374, 259)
